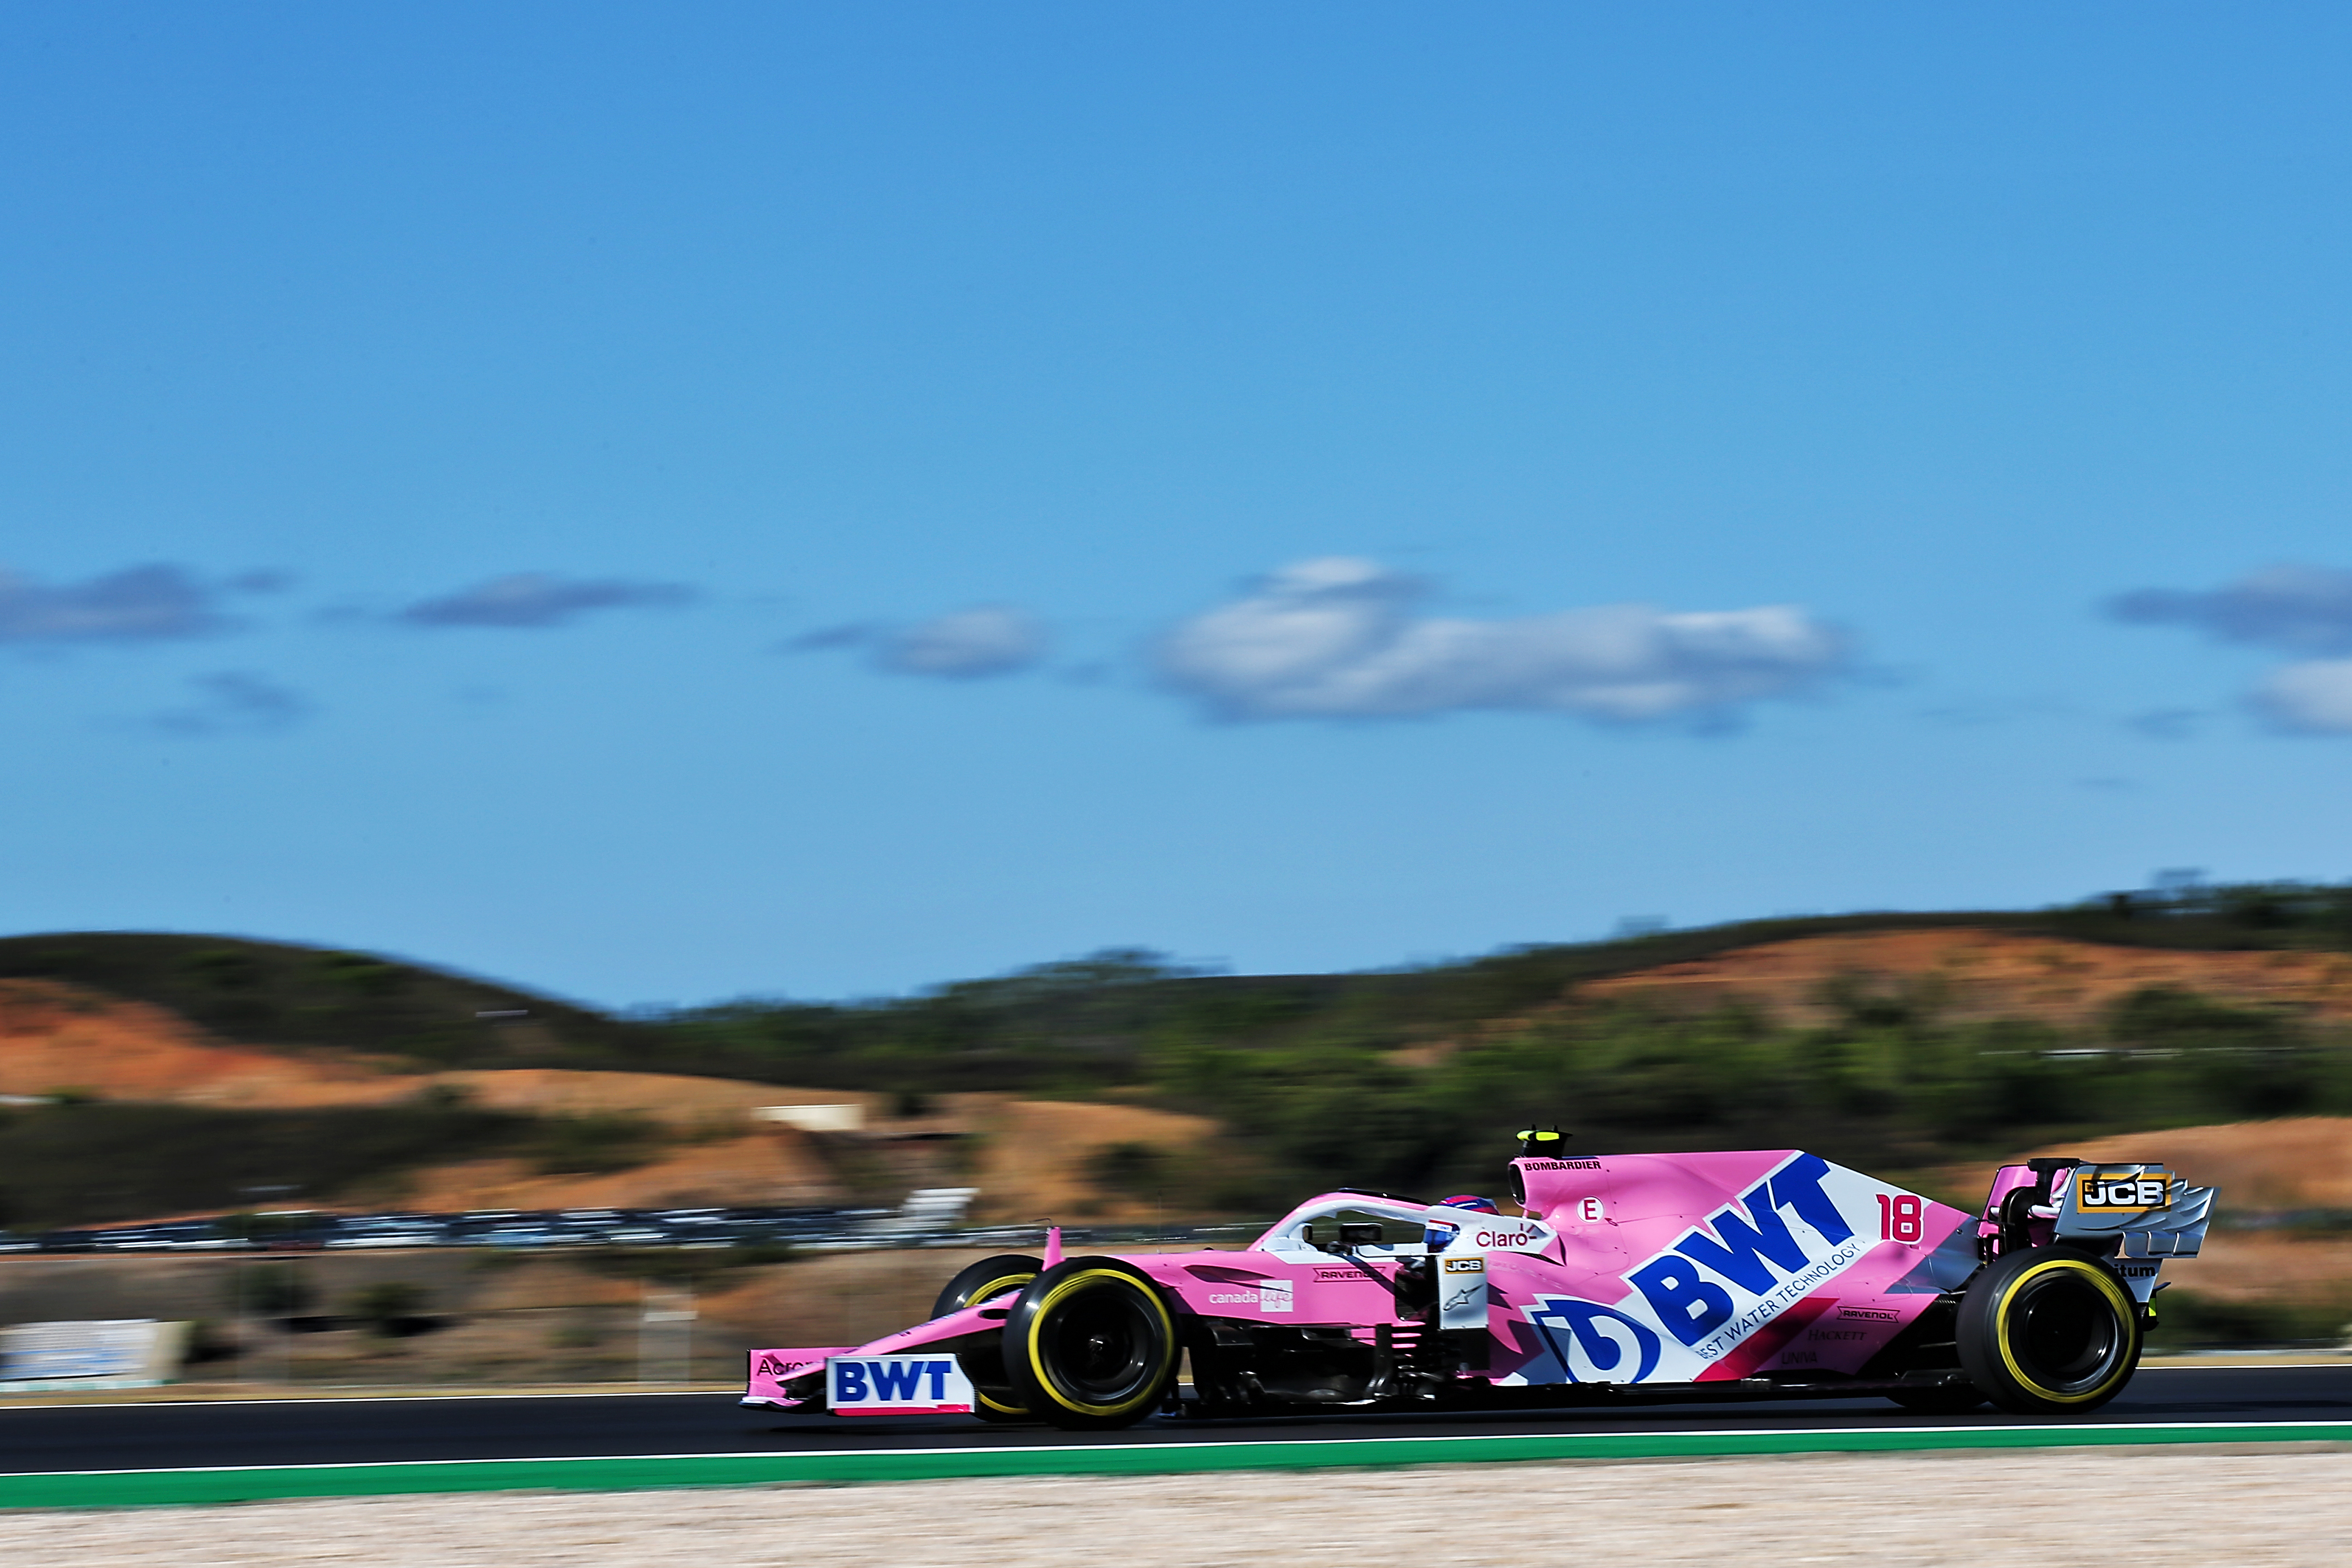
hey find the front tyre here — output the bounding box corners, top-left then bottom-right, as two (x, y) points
(1002, 1257), (1177, 1430)
(1957, 1246), (2141, 1415)
(932, 1254), (1044, 1424)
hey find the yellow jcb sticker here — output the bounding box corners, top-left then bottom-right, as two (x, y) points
(2074, 1171), (2174, 1211)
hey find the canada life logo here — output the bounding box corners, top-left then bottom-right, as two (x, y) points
(1203, 1279), (1293, 1313)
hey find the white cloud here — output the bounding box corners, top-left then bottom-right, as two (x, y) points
(2253, 659), (2352, 735)
(0, 564), (227, 644)
(2110, 565), (2352, 737)
(2109, 564), (2352, 654)
(150, 671), (310, 736)
(875, 605), (1046, 678)
(1155, 558), (1847, 725)
(401, 573), (694, 628)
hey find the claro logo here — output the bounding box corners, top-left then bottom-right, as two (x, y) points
(1475, 1226), (1544, 1249)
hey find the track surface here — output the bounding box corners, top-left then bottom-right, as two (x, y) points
(0, 1366), (2344, 1474)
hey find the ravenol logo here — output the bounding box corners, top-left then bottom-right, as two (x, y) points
(2076, 1171), (2173, 1211)
(827, 1356), (975, 1415)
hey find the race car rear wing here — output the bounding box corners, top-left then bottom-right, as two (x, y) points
(2052, 1163), (2216, 1259)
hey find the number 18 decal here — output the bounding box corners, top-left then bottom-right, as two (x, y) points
(1877, 1192), (1923, 1244)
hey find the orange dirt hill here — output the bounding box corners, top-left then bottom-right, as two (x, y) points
(1972, 1118), (2352, 1217)
(1577, 927), (2352, 1029)
(0, 978), (1220, 1219)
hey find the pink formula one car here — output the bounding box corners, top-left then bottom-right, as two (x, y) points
(744, 1135), (2215, 1428)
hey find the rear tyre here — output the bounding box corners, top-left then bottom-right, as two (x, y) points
(1884, 1382), (1988, 1415)
(932, 1254), (1043, 1423)
(1002, 1257), (1178, 1430)
(1957, 1246), (2141, 1415)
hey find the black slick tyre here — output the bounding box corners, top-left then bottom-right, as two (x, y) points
(1001, 1256), (1178, 1430)
(1956, 1246), (2141, 1415)
(933, 1254), (1044, 1423)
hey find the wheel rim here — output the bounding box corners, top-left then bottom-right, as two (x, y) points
(2003, 1264), (2128, 1396)
(1041, 1285), (1156, 1402)
(1024, 1268), (1173, 1416)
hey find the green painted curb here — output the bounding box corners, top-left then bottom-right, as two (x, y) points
(4, 1421), (2351, 1510)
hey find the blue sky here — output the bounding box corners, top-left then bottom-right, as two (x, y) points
(7, 5), (2352, 1007)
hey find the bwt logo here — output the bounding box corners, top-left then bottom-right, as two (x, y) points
(834, 1360), (957, 1402)
(1529, 1298), (1662, 1384)
(1625, 1152), (1857, 1348)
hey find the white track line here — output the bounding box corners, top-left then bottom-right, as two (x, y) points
(9, 1418), (2352, 1480)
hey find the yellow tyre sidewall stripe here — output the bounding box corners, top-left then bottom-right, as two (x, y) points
(1023, 1268), (1176, 1419)
(965, 1271), (1037, 1415)
(1994, 1257), (2136, 1405)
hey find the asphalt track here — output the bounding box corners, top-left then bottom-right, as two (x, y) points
(0, 1364), (2345, 1475)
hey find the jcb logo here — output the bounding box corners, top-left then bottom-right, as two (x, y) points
(1442, 1256), (1485, 1274)
(2076, 1172), (2172, 1210)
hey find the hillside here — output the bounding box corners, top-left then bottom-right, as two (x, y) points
(0, 976), (1224, 1225)
(0, 933), (652, 1066)
(9, 881), (2352, 1085)
(4, 882), (2352, 1222)
(1578, 928), (2352, 1029)
(1936, 1117), (2352, 1219)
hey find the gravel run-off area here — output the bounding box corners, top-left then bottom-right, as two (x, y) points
(8, 1446), (2352, 1567)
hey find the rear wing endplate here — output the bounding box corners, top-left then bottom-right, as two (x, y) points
(2052, 1164), (2216, 1258)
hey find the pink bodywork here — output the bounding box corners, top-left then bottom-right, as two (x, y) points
(1978, 1162), (2068, 1250)
(744, 1148), (1980, 1411)
(1485, 1149), (1973, 1382)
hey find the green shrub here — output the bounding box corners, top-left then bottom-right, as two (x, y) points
(348, 1281), (429, 1337)
(524, 1113), (666, 1175)
(2146, 1289), (2349, 1348)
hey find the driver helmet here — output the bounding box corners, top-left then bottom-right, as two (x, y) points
(1424, 1193), (1499, 1250)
